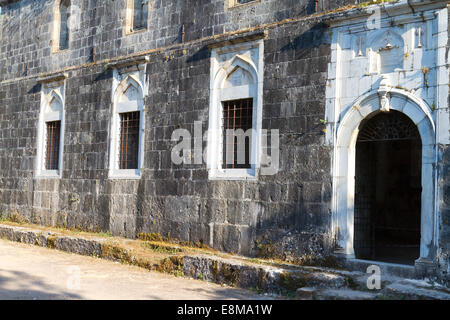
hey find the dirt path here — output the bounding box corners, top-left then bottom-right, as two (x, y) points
(0, 239), (272, 300)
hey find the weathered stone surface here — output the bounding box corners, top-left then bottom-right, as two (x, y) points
(0, 0), (448, 286)
(0, 0), (343, 264)
(296, 287), (317, 300)
(183, 254), (285, 292)
(0, 224), (55, 247)
(303, 272), (347, 289)
(1, 223), (450, 298)
(11, 229), (37, 245)
(385, 280), (450, 300)
(55, 236), (103, 257)
(182, 254), (350, 294)
(317, 289), (377, 300)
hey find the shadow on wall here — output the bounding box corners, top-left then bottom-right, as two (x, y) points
(306, 0), (317, 15)
(280, 23), (331, 53)
(0, 269), (82, 300)
(250, 184), (332, 263)
(186, 46), (210, 64)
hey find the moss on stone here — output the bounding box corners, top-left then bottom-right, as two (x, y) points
(156, 256), (184, 276)
(257, 269), (267, 290)
(137, 232), (164, 242)
(47, 235), (57, 249)
(141, 241), (183, 254)
(279, 271), (308, 294)
(220, 264), (240, 286)
(255, 239), (280, 260)
(211, 260), (219, 281)
(101, 243), (133, 264)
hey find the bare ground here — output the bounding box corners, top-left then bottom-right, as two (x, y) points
(0, 239), (274, 300)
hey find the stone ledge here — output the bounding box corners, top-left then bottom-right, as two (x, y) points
(37, 72), (68, 84)
(207, 30), (268, 49)
(107, 56), (150, 70)
(385, 279), (450, 300)
(0, 224), (105, 256)
(182, 254), (351, 294)
(0, 224), (352, 295)
(1, 223), (448, 299)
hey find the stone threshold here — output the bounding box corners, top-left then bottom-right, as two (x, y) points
(1, 223), (449, 299)
(343, 258), (417, 279)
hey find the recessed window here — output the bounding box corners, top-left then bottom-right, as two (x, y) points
(119, 112), (140, 170)
(59, 0), (70, 50)
(208, 40), (264, 180)
(45, 121), (62, 170)
(109, 70), (145, 179)
(36, 83), (66, 178)
(126, 0), (149, 33)
(133, 0), (148, 31)
(52, 0), (71, 52)
(222, 99), (253, 169)
(228, 0), (260, 8)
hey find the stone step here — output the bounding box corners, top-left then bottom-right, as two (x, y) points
(385, 279), (450, 300)
(343, 258), (417, 279)
(316, 288), (378, 300)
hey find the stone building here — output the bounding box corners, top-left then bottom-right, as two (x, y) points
(0, 0), (449, 283)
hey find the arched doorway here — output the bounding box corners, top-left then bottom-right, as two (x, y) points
(354, 110), (422, 265)
(332, 89), (437, 267)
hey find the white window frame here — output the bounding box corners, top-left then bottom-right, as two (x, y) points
(109, 70), (146, 179)
(36, 83), (65, 179)
(208, 40), (264, 180)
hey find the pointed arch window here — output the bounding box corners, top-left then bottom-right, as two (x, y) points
(208, 40), (264, 180)
(109, 73), (145, 179)
(36, 83), (66, 178)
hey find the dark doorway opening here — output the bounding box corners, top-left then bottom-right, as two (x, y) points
(354, 110), (422, 265)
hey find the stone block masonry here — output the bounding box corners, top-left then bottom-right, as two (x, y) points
(0, 0), (449, 284)
(2, 223), (449, 298)
(0, 0), (343, 262)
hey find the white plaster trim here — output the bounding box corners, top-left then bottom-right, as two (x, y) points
(35, 83), (66, 179)
(208, 39), (264, 180)
(326, 0), (447, 268)
(108, 67), (146, 180)
(332, 89), (437, 261)
(435, 8), (449, 145)
(325, 0), (447, 29)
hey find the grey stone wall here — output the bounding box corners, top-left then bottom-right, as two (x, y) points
(0, 0), (360, 80)
(0, 0), (449, 278)
(439, 145), (450, 284)
(0, 0), (345, 260)
(436, 7), (450, 284)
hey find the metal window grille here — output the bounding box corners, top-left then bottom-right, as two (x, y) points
(45, 121), (61, 170)
(222, 98), (253, 169)
(119, 111), (140, 170)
